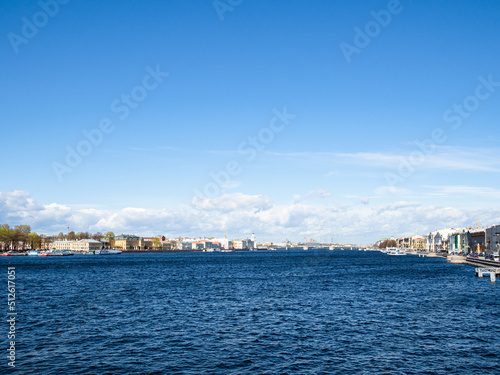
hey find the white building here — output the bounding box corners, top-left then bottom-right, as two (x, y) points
(212, 237), (231, 250)
(427, 228), (456, 252)
(233, 238), (256, 250)
(52, 239), (102, 252)
(52, 240), (74, 250)
(72, 239), (102, 253)
(180, 241), (193, 250)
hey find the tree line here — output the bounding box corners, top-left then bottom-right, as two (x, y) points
(0, 223), (115, 251)
(377, 239), (398, 249)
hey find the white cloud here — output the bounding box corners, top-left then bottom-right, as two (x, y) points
(425, 185), (500, 199)
(292, 190), (331, 203)
(267, 146), (500, 173)
(2, 191), (500, 243)
(375, 186), (412, 196)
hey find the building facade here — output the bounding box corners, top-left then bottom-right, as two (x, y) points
(52, 240), (74, 250)
(72, 239), (102, 252)
(485, 225), (500, 255)
(52, 239), (102, 252)
(113, 234), (145, 250)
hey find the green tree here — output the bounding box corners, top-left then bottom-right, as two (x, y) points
(43, 235), (56, 250)
(378, 239), (398, 249)
(15, 225), (31, 236)
(28, 232), (41, 249)
(92, 232), (103, 241)
(152, 237), (162, 249)
(104, 232), (115, 240)
(77, 231), (90, 240)
(12, 225), (30, 250)
(0, 226), (12, 251)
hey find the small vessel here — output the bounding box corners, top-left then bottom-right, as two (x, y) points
(98, 249), (122, 255)
(387, 248), (405, 256)
(50, 250), (74, 256)
(28, 250), (40, 256)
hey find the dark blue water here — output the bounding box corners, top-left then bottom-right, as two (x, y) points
(2, 250), (499, 374)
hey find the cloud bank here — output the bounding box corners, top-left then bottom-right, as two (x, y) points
(2, 190), (500, 244)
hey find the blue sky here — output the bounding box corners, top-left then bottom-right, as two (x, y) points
(1, 0), (500, 242)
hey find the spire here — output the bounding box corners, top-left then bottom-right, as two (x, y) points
(478, 218), (481, 228)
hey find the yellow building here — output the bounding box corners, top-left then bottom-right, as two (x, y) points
(411, 236), (426, 250)
(113, 235), (145, 250)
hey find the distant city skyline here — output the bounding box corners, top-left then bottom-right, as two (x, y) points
(2, 1), (500, 243)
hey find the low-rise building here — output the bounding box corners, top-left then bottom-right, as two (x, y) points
(427, 228), (456, 252)
(485, 224), (500, 255)
(52, 240), (74, 250)
(72, 239), (102, 253)
(411, 236), (426, 250)
(469, 228), (486, 254)
(113, 234), (145, 250)
(52, 239), (102, 252)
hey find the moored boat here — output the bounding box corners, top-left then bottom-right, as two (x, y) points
(50, 250), (74, 256)
(387, 247), (406, 256)
(98, 249), (122, 255)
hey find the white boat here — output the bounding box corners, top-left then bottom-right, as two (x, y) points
(98, 249), (122, 255)
(387, 247), (405, 256)
(50, 250), (74, 256)
(28, 250), (40, 256)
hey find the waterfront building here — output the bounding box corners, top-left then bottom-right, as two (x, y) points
(232, 239), (248, 250)
(113, 234), (145, 250)
(72, 239), (102, 253)
(485, 224), (500, 255)
(211, 237), (231, 250)
(180, 241), (193, 250)
(468, 228), (486, 254)
(231, 236), (256, 250)
(399, 237), (412, 249)
(161, 241), (177, 251)
(411, 236), (426, 250)
(192, 242), (205, 250)
(427, 228), (456, 252)
(396, 237), (404, 248)
(52, 239), (102, 252)
(448, 229), (468, 253)
(52, 240), (74, 250)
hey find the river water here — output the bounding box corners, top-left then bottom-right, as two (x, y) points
(2, 250), (499, 374)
